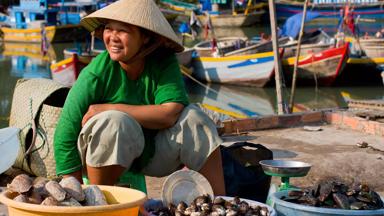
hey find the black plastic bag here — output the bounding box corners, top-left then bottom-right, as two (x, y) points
(221, 142), (273, 203)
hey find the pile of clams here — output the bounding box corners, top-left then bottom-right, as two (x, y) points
(150, 195), (270, 216)
(282, 181), (384, 210)
(5, 174), (108, 206)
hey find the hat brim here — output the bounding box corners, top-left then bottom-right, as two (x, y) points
(0, 127), (20, 174)
(81, 17), (184, 53)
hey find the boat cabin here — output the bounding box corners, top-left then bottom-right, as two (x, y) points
(9, 0), (97, 29)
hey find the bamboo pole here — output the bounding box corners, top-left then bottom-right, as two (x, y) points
(268, 0), (285, 115)
(288, 0), (309, 113)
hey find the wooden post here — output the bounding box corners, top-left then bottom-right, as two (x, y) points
(288, 0), (309, 113)
(268, 0), (285, 115)
(91, 31), (95, 52)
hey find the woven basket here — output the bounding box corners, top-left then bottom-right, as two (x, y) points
(9, 79), (69, 178)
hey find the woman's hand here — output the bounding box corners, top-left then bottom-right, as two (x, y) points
(82, 104), (111, 126)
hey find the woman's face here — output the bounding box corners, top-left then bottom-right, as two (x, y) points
(103, 20), (148, 63)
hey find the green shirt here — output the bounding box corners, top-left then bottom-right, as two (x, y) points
(54, 51), (189, 176)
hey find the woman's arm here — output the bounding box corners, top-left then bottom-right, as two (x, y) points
(81, 102), (184, 129)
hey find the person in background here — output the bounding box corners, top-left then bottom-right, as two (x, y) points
(375, 28), (384, 38)
(53, 0), (225, 195)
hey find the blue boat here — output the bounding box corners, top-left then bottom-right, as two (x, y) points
(1, 0), (98, 43)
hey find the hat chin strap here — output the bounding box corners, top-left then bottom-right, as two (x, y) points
(124, 38), (164, 64)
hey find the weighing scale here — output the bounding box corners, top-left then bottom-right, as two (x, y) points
(259, 160), (312, 206)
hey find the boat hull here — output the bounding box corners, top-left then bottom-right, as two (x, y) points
(197, 11), (265, 27)
(50, 55), (86, 86)
(359, 38), (384, 58)
(283, 43), (349, 86)
(192, 52), (276, 87)
(1, 25), (87, 43)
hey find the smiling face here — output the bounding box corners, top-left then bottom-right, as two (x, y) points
(103, 20), (149, 64)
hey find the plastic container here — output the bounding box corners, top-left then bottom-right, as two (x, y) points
(0, 185), (147, 216)
(0, 127), (20, 174)
(272, 191), (384, 216)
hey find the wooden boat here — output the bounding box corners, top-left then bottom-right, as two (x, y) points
(63, 46), (195, 67)
(160, 7), (184, 24)
(340, 56), (384, 85)
(363, 45), (384, 58)
(159, 0), (199, 12)
(50, 54), (86, 87)
(282, 42), (350, 86)
(358, 38), (384, 58)
(1, 0), (92, 43)
(281, 30), (334, 58)
(63, 48), (104, 64)
(194, 37), (248, 57)
(1, 24), (86, 43)
(176, 47), (195, 67)
(197, 10), (265, 27)
(192, 38), (280, 87)
(53, 45), (196, 86)
(275, 0), (384, 21)
(359, 38), (384, 47)
(197, 0), (265, 27)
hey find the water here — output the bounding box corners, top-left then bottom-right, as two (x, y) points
(0, 25), (383, 128)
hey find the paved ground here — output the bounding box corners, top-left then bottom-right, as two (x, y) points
(1, 124), (383, 214)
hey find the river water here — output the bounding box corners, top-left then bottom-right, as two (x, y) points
(0, 24), (383, 128)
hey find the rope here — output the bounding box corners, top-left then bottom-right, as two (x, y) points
(179, 65), (220, 95)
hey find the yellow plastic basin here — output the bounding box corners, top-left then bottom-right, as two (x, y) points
(0, 185), (147, 216)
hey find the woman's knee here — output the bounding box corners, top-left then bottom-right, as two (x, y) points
(78, 110), (145, 167)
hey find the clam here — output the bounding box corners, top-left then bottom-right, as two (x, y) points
(13, 194), (28, 203)
(59, 176), (85, 201)
(45, 180), (66, 201)
(60, 197), (82, 206)
(41, 196), (59, 206)
(83, 185), (108, 206)
(7, 174), (32, 194)
(176, 201), (187, 212)
(32, 176), (49, 197)
(28, 190), (43, 204)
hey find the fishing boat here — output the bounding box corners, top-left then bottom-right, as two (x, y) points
(50, 54), (87, 86)
(1, 0), (94, 43)
(275, 0), (384, 21)
(159, 0), (199, 13)
(197, 0), (265, 27)
(63, 46), (195, 67)
(358, 38), (384, 58)
(63, 47), (104, 64)
(159, 7), (185, 24)
(192, 37), (280, 87)
(282, 42), (350, 86)
(53, 45), (197, 86)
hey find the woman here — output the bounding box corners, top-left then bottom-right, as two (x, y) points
(53, 0), (225, 195)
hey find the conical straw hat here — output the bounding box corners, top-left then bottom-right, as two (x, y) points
(81, 0), (184, 53)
